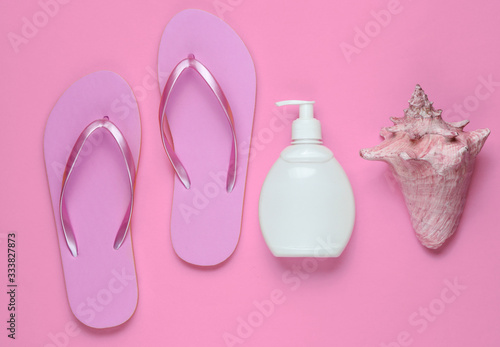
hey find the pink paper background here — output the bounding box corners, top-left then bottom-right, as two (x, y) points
(1, 0), (499, 346)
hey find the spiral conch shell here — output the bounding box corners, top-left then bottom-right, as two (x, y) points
(360, 85), (490, 249)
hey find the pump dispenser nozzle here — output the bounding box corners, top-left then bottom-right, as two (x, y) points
(275, 100), (322, 142)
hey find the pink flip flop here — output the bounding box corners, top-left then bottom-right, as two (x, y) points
(158, 9), (256, 266)
(44, 71), (140, 328)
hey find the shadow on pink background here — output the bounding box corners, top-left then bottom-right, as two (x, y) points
(0, 0), (499, 346)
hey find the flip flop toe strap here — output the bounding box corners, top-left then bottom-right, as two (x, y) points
(59, 118), (136, 257)
(159, 55), (237, 193)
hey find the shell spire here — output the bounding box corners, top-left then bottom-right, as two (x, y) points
(386, 85), (461, 140)
(405, 84), (442, 118)
(360, 84), (490, 249)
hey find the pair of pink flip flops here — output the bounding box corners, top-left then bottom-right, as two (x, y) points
(44, 9), (256, 328)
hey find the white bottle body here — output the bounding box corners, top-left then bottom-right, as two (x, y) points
(259, 143), (355, 257)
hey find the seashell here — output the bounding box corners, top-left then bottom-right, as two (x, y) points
(360, 85), (490, 249)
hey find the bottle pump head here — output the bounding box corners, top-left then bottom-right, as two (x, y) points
(275, 100), (322, 142)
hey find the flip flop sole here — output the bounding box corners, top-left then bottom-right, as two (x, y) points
(44, 71), (140, 328)
(158, 9), (256, 266)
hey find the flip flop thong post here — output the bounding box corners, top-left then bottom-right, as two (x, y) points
(44, 71), (140, 328)
(158, 9), (256, 266)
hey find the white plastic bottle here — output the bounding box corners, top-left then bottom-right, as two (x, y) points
(259, 100), (355, 257)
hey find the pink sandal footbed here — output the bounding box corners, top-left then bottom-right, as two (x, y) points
(44, 71), (140, 328)
(158, 9), (256, 266)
